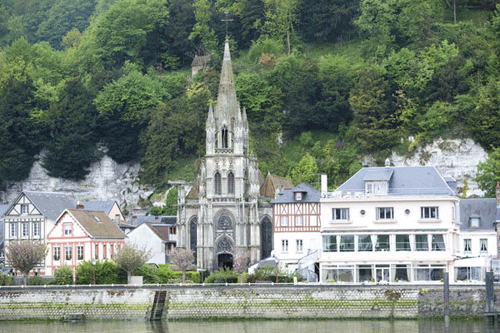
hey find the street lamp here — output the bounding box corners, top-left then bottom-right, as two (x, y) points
(93, 259), (96, 285)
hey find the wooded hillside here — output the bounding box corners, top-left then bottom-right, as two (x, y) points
(1, 0), (500, 192)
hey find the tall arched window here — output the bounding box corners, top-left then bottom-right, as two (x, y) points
(227, 172), (235, 194)
(190, 217), (197, 262)
(261, 217), (273, 260)
(221, 126), (228, 148)
(214, 172), (222, 195)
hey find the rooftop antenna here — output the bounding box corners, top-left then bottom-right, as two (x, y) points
(221, 11), (233, 38)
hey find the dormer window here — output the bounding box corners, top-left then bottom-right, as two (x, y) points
(295, 192), (302, 200)
(469, 215), (480, 228)
(365, 181), (388, 195)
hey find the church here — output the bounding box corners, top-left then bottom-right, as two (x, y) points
(176, 41), (292, 270)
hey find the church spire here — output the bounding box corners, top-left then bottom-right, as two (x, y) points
(214, 40), (238, 127)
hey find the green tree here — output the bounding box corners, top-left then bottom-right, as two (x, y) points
(474, 147), (500, 197)
(76, 260), (126, 285)
(5, 240), (48, 285)
(263, 0), (299, 55)
(113, 244), (152, 284)
(189, 0), (217, 54)
(288, 153), (319, 186)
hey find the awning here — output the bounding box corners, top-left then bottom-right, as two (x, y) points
(454, 257), (489, 267)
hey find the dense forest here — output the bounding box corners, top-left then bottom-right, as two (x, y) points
(1, 0), (500, 194)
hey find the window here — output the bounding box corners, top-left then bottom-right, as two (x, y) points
(280, 216), (288, 227)
(358, 235), (373, 251)
(282, 239), (288, 252)
(221, 126), (228, 148)
(295, 216), (303, 227)
(103, 245), (107, 259)
(421, 207), (439, 219)
(64, 223), (72, 235)
(54, 247), (60, 261)
(21, 204), (29, 214)
(339, 235), (355, 252)
(10, 223), (18, 237)
(95, 244), (99, 259)
(323, 235), (337, 252)
(227, 172), (235, 194)
(375, 235), (390, 251)
(65, 246), (72, 260)
(480, 239), (488, 254)
(77, 246), (84, 260)
(33, 222), (40, 237)
(22, 223), (29, 237)
(214, 172), (222, 195)
(366, 181), (387, 195)
(332, 208), (349, 221)
(415, 234), (429, 251)
(431, 234), (446, 251)
(464, 239), (471, 254)
(295, 192), (302, 200)
(469, 216), (480, 228)
(377, 207), (394, 220)
(296, 239), (303, 252)
(396, 235), (411, 251)
(415, 265), (445, 281)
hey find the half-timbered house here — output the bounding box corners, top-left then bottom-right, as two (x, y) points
(271, 183), (321, 276)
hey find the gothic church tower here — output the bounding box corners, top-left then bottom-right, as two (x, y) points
(177, 41), (272, 270)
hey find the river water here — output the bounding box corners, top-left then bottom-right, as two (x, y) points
(0, 319), (494, 333)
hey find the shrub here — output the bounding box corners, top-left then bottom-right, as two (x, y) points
(28, 275), (47, 285)
(133, 264), (159, 284)
(156, 265), (175, 283)
(204, 269), (238, 284)
(0, 272), (12, 286)
(76, 260), (126, 285)
(247, 267), (294, 283)
(156, 265), (200, 283)
(54, 265), (74, 285)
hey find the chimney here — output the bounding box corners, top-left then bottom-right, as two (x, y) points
(321, 174), (328, 195)
(496, 183), (500, 205)
(76, 201), (84, 209)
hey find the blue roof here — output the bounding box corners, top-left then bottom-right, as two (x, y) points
(459, 198), (497, 230)
(81, 201), (117, 215)
(271, 183), (320, 204)
(22, 191), (76, 221)
(336, 166), (455, 196)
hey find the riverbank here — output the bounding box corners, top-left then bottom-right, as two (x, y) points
(0, 284), (497, 321)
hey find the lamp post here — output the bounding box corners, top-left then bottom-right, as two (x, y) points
(93, 259), (96, 285)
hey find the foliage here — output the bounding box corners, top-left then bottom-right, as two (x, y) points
(247, 266), (293, 283)
(113, 243), (152, 283)
(75, 260), (126, 285)
(233, 248), (251, 274)
(0, 271), (12, 286)
(150, 187), (178, 215)
(474, 147), (500, 197)
(288, 153), (319, 187)
(132, 264), (159, 284)
(28, 274), (47, 285)
(168, 248), (195, 282)
(204, 268), (239, 283)
(53, 264), (74, 285)
(156, 264), (200, 283)
(5, 240), (48, 285)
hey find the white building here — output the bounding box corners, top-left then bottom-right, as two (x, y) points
(125, 221), (177, 265)
(455, 198), (498, 281)
(319, 164), (460, 283)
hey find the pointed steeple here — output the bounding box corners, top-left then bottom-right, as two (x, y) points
(214, 40), (238, 128)
(207, 104), (214, 125)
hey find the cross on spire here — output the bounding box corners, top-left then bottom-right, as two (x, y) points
(221, 11), (233, 37)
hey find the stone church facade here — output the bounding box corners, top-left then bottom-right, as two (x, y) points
(176, 41), (290, 270)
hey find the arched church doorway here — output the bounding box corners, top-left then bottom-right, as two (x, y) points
(218, 253), (233, 269)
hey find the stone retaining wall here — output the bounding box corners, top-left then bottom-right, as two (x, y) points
(0, 284), (496, 321)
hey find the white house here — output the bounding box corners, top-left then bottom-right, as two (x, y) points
(455, 198), (498, 281)
(125, 219), (177, 265)
(271, 183), (321, 280)
(319, 164), (460, 283)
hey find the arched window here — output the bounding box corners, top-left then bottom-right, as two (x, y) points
(221, 126), (228, 148)
(190, 217), (197, 262)
(214, 172), (222, 195)
(261, 217), (273, 260)
(227, 172), (235, 194)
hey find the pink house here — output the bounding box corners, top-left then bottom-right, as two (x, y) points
(46, 209), (126, 276)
